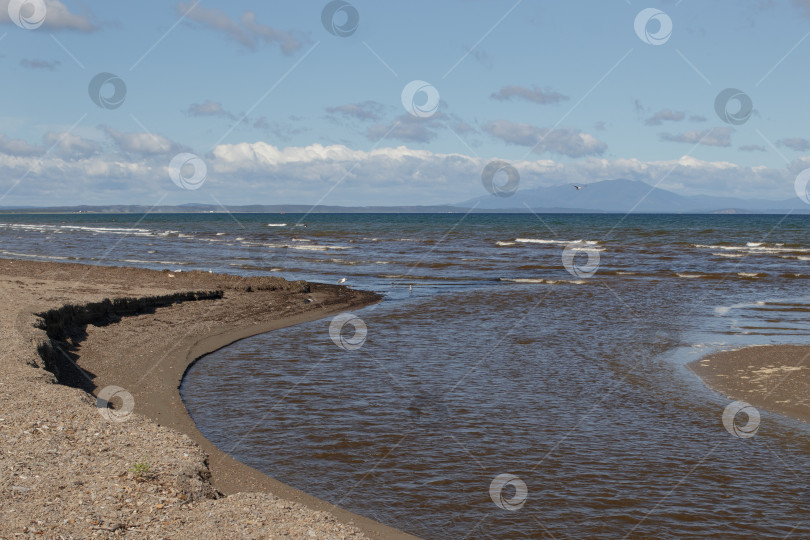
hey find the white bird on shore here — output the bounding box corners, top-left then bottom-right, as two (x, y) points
(337, 278), (347, 284)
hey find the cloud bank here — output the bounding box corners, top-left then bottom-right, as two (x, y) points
(0, 129), (801, 206)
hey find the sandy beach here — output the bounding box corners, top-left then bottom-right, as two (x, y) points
(689, 345), (810, 424)
(0, 259), (415, 539)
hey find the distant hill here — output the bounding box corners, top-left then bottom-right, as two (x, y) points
(2, 179), (807, 214)
(0, 204), (469, 214)
(457, 178), (808, 213)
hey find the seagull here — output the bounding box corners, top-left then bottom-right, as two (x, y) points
(337, 278), (347, 284)
(572, 184), (586, 190)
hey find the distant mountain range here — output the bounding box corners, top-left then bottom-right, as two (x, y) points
(0, 204), (465, 214)
(1, 179), (807, 214)
(458, 178), (808, 213)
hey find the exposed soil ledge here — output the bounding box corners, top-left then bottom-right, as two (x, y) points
(36, 292), (224, 394)
(0, 259), (415, 539)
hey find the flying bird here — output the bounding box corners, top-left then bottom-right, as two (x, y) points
(572, 184), (586, 190)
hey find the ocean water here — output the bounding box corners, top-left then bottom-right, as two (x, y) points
(5, 212), (810, 538)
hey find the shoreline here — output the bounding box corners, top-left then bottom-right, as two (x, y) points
(688, 344), (810, 424)
(1, 258), (416, 538)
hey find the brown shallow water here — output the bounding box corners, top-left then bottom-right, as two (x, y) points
(183, 278), (810, 538)
(6, 212), (810, 537)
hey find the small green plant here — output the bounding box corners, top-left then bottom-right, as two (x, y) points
(130, 459), (151, 478)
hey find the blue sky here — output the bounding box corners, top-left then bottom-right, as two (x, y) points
(1, 0), (810, 206)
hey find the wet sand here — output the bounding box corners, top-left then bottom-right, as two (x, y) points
(0, 259), (416, 538)
(689, 345), (810, 424)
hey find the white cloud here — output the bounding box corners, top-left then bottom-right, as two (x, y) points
(240, 11), (302, 55)
(0, 0), (96, 32)
(20, 59), (61, 70)
(186, 100), (237, 121)
(209, 142), (797, 202)
(0, 134), (41, 156)
(660, 127), (733, 147)
(778, 137), (810, 152)
(364, 110), (471, 144)
(366, 117), (439, 144)
(177, 2), (304, 54)
(490, 85), (569, 105)
(326, 101), (386, 122)
(645, 109), (685, 126)
(100, 126), (178, 156)
(484, 120), (607, 158)
(44, 131), (99, 157)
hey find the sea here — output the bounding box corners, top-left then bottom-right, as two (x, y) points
(5, 212), (810, 538)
